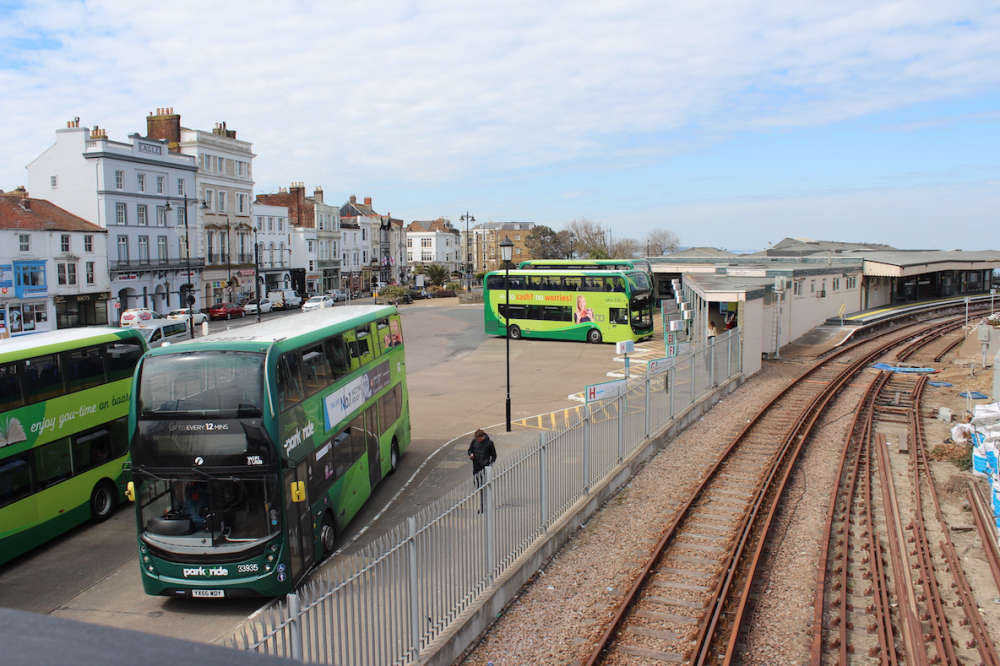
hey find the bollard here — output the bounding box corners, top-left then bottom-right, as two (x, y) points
(201, 320), (209, 336)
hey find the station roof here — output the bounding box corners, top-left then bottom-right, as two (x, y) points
(828, 250), (1000, 277)
(681, 273), (773, 302)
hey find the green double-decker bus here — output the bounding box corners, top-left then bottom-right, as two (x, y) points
(128, 305), (410, 597)
(483, 268), (654, 343)
(0, 327), (147, 567)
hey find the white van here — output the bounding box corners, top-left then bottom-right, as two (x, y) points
(267, 289), (302, 310)
(135, 320), (190, 348)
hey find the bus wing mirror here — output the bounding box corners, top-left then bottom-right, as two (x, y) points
(290, 481), (306, 502)
(125, 481), (135, 503)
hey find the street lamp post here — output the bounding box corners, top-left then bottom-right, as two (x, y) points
(500, 236), (514, 432)
(460, 211), (475, 291)
(165, 194), (207, 338)
(225, 216), (233, 302)
(253, 227), (262, 324)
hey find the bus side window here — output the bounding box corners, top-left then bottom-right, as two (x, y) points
(33, 438), (72, 489)
(0, 362), (24, 412)
(325, 335), (349, 379)
(563, 277), (580, 291)
(0, 456), (31, 508)
(277, 353), (305, 411)
(349, 413), (366, 461)
(609, 307), (628, 324)
(62, 345), (106, 393)
(301, 345), (332, 395)
(376, 319), (391, 355)
(354, 327), (372, 364)
(486, 275), (504, 290)
(72, 427), (113, 473)
(343, 331), (360, 371)
(23, 354), (64, 404)
(105, 341), (143, 382)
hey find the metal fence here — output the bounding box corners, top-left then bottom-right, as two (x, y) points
(229, 328), (742, 663)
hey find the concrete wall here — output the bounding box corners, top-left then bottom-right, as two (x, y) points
(742, 297), (763, 376)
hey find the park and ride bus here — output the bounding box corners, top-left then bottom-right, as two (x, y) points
(483, 268), (654, 343)
(0, 327), (147, 567)
(128, 305), (410, 597)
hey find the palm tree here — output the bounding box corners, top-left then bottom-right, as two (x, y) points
(425, 264), (449, 286)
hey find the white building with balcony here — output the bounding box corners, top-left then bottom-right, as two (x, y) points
(252, 203), (292, 294)
(26, 116), (200, 315)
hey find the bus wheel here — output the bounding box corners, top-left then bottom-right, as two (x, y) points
(90, 480), (117, 522)
(508, 324), (521, 339)
(320, 513), (337, 556)
(587, 328), (603, 344)
(389, 440), (400, 474)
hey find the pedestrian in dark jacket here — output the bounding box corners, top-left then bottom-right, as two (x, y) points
(468, 429), (497, 511)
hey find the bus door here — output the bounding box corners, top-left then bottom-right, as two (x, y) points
(282, 459), (315, 581)
(365, 409), (380, 488)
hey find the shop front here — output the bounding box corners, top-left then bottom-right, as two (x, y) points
(0, 300), (52, 338)
(55, 292), (110, 329)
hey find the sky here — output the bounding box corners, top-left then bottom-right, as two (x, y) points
(1, 0), (999, 252)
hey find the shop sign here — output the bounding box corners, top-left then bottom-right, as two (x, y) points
(0, 264), (11, 289)
(238, 269), (256, 277)
(117, 273), (139, 281)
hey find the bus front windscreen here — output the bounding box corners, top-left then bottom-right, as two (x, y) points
(138, 351), (265, 418)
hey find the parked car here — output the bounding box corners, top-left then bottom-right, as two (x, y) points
(244, 298), (273, 314)
(135, 320), (190, 348)
(208, 302), (246, 320)
(302, 295), (334, 311)
(120, 308), (163, 327)
(329, 289), (348, 302)
(167, 307), (207, 325)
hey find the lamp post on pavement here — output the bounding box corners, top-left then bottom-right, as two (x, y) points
(165, 194), (208, 338)
(500, 236), (514, 432)
(253, 227), (262, 324)
(460, 211), (475, 291)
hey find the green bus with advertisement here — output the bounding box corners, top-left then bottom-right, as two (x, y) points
(483, 268), (654, 343)
(128, 305), (410, 597)
(0, 327), (147, 566)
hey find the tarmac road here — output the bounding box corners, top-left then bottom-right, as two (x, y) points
(0, 297), (629, 645)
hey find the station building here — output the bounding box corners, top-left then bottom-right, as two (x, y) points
(652, 239), (1000, 376)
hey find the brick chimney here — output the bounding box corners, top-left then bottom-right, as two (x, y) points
(350, 195), (357, 204)
(364, 196), (372, 207)
(146, 107), (181, 150)
(313, 186), (323, 203)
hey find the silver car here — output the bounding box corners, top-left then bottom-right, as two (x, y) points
(244, 298), (273, 314)
(302, 295), (334, 311)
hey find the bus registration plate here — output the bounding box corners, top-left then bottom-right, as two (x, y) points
(192, 589), (225, 598)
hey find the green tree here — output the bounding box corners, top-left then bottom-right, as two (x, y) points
(525, 225), (576, 259)
(425, 264), (449, 286)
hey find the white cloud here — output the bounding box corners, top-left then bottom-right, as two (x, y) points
(1, 0), (998, 199)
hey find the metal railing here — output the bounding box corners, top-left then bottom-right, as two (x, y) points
(229, 328), (742, 663)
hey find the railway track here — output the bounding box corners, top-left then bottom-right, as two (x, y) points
(813, 324), (1000, 664)
(581, 317), (950, 665)
(579, 310), (1000, 665)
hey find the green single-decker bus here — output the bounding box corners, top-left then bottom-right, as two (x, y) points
(128, 305), (410, 597)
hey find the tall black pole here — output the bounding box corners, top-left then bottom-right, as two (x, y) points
(505, 259), (511, 432)
(254, 229), (261, 324)
(226, 216), (232, 301)
(184, 194), (194, 338)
